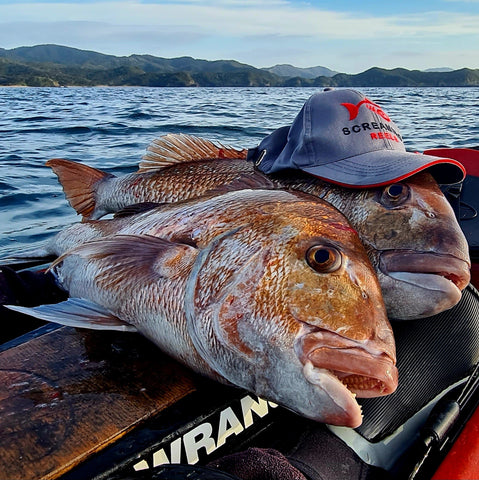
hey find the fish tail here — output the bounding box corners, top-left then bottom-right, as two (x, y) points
(46, 159), (114, 220)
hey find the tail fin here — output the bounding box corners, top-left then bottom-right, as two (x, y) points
(46, 159), (114, 220)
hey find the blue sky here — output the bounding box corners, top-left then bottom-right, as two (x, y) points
(0, 0), (478, 73)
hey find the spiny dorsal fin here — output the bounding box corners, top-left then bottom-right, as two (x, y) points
(139, 133), (248, 173)
(46, 158), (114, 220)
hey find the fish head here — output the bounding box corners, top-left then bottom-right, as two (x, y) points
(351, 172), (470, 319)
(185, 191), (397, 427)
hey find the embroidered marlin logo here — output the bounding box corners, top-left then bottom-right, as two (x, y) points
(341, 98), (391, 122)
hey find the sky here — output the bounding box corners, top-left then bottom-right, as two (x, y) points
(0, 0), (478, 73)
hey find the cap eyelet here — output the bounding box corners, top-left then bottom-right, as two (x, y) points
(255, 149), (267, 167)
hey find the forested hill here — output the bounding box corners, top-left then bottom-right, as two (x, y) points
(1, 44), (478, 87)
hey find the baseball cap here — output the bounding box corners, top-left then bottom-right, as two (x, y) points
(247, 89), (465, 187)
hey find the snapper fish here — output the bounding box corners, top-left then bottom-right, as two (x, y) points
(46, 134), (471, 320)
(8, 189), (398, 428)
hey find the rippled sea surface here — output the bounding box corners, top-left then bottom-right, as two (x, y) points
(1, 86), (478, 258)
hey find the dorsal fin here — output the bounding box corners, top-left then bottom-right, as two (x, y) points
(139, 133), (248, 173)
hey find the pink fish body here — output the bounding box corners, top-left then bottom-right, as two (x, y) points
(9, 189), (398, 428)
(45, 134), (470, 319)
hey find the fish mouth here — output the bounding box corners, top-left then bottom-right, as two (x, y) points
(380, 251), (471, 293)
(296, 329), (398, 428)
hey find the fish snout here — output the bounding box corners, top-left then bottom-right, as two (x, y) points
(307, 347), (398, 398)
(380, 251), (470, 291)
(379, 251), (471, 319)
(296, 329), (398, 400)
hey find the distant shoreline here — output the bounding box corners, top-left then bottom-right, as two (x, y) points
(1, 44), (479, 87)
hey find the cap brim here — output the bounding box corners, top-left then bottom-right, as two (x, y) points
(301, 150), (466, 188)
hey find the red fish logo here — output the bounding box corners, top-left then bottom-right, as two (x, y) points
(341, 98), (391, 122)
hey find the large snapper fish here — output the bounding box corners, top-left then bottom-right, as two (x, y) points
(8, 189), (398, 428)
(46, 134), (470, 320)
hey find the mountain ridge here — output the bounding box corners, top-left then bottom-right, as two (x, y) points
(261, 64), (339, 78)
(0, 44), (477, 87)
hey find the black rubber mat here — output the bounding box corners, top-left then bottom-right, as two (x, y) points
(357, 284), (479, 441)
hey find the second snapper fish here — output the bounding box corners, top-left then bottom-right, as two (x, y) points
(8, 189), (398, 427)
(46, 134), (471, 320)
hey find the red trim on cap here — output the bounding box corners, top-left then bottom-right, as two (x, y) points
(307, 159), (466, 189)
(424, 148), (479, 177)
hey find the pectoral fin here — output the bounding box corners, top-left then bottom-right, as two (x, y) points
(52, 235), (199, 289)
(113, 202), (164, 218)
(6, 298), (137, 332)
(208, 172), (276, 195)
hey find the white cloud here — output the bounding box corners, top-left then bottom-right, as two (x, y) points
(1, 2), (478, 38)
(0, 1), (478, 71)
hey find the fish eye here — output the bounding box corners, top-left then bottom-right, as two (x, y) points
(379, 183), (410, 208)
(306, 245), (342, 273)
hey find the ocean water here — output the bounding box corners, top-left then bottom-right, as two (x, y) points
(1, 86), (478, 259)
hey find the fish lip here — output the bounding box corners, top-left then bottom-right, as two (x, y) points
(379, 251), (471, 292)
(296, 328), (398, 403)
(302, 360), (364, 428)
(306, 346), (398, 398)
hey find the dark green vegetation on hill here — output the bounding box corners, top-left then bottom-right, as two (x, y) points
(1, 44), (478, 87)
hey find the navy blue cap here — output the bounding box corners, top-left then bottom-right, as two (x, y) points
(247, 89), (465, 187)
